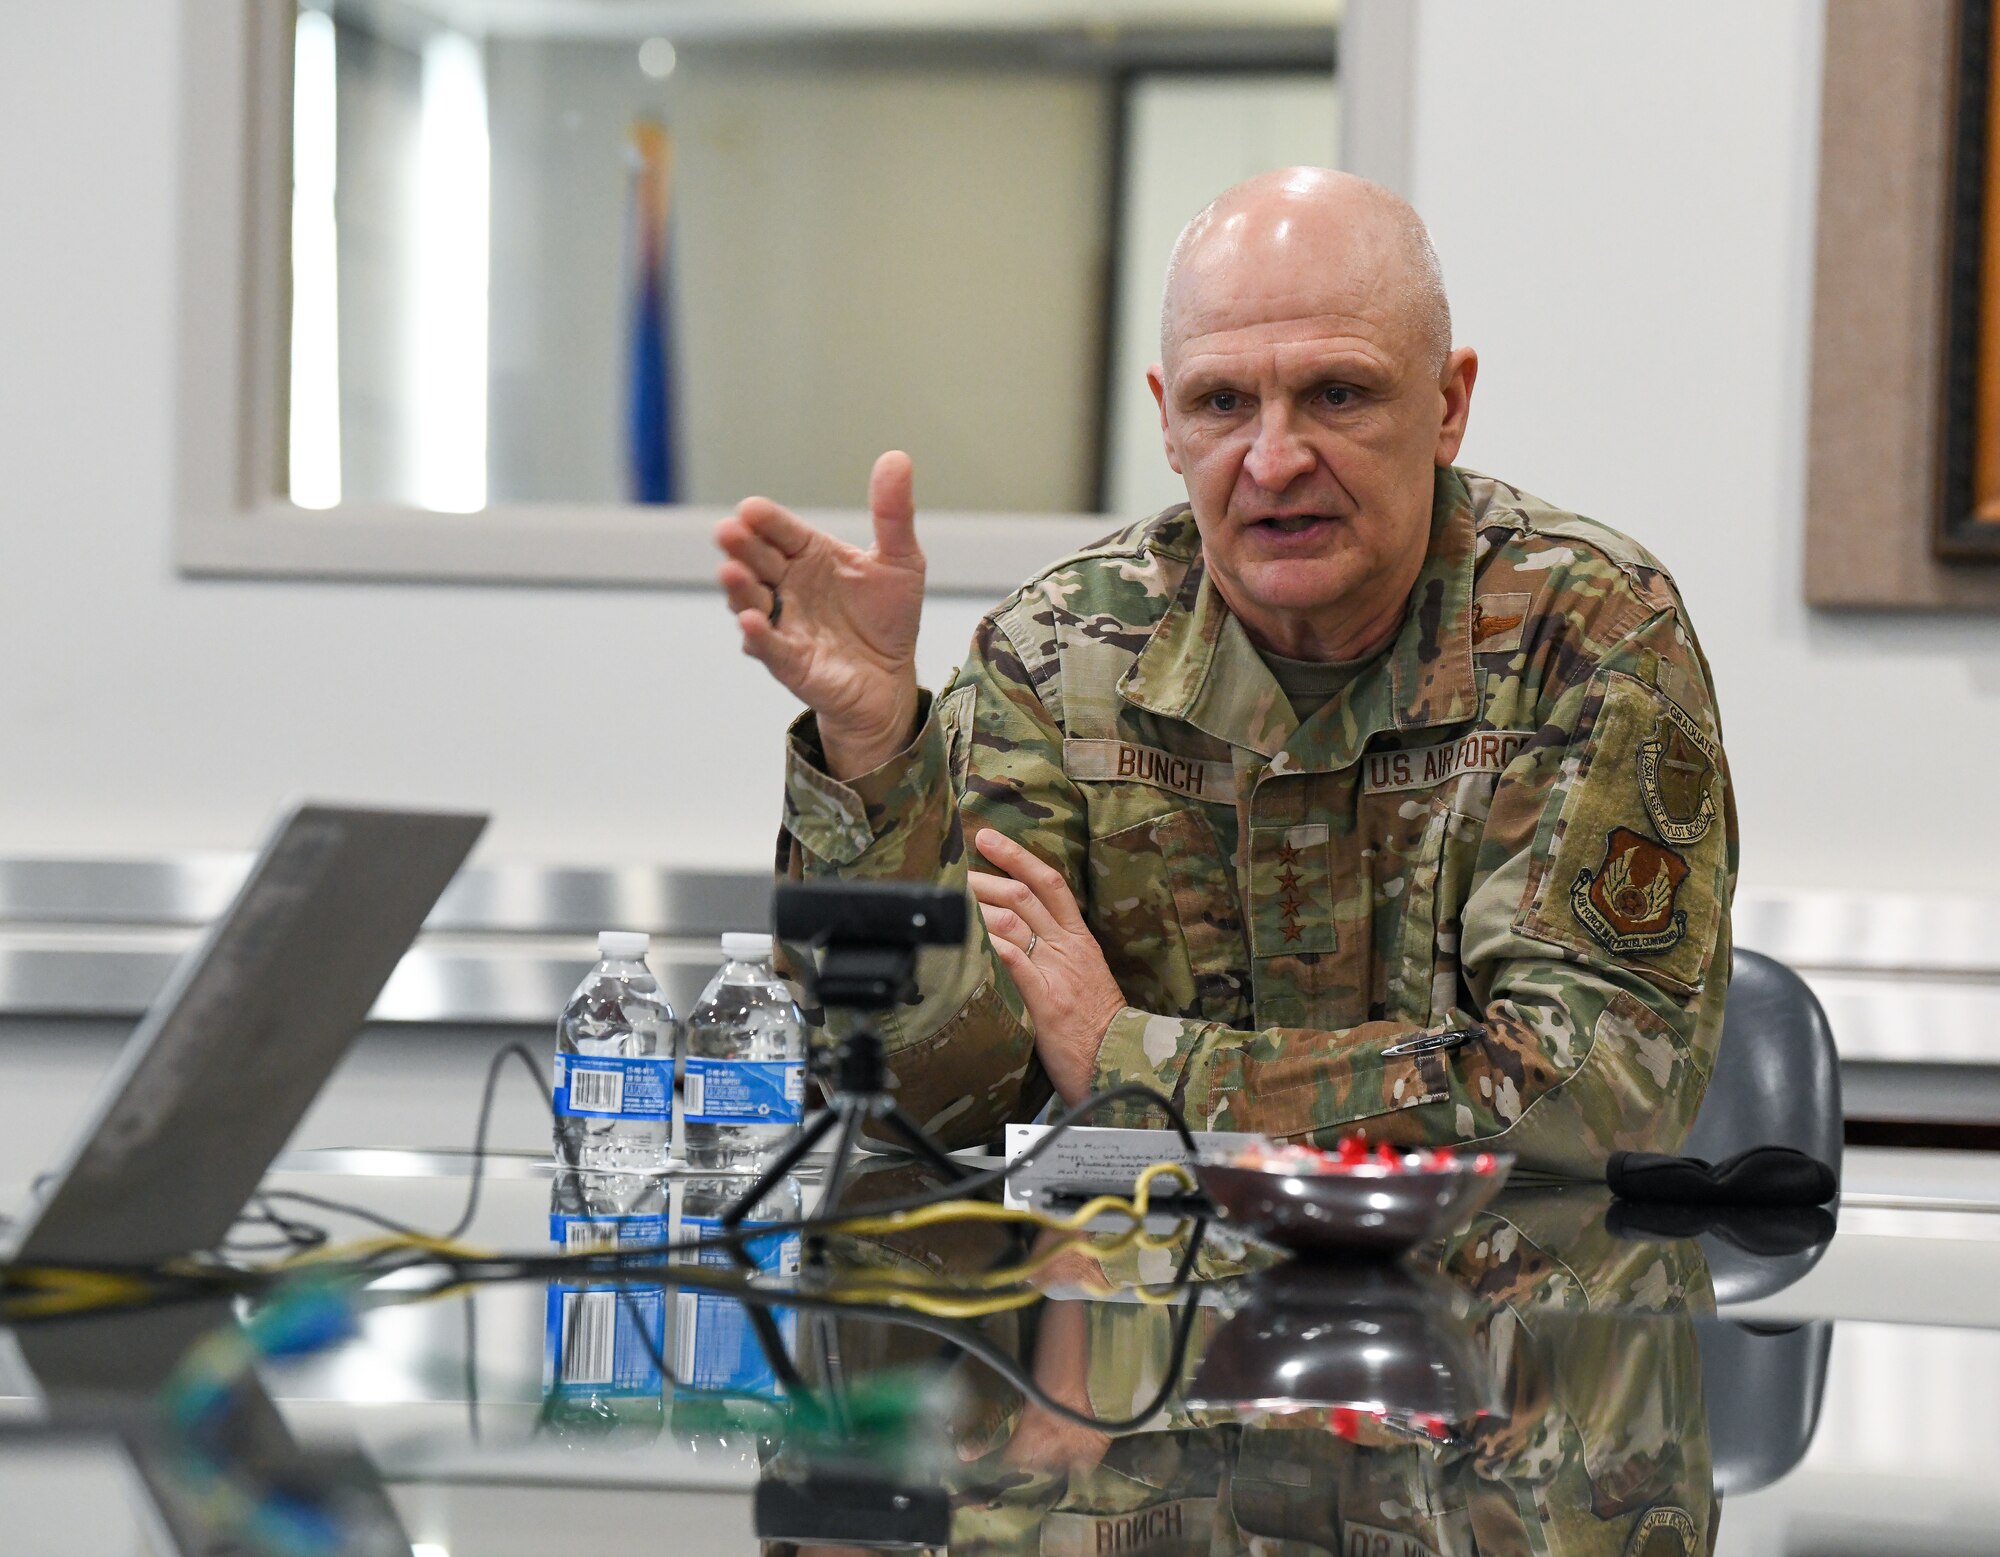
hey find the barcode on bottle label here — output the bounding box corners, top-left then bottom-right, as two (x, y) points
(569, 1068), (624, 1113)
(564, 1220), (618, 1253)
(559, 1291), (616, 1385)
(674, 1291), (699, 1382)
(554, 1054), (670, 1120)
(550, 1214), (668, 1252)
(684, 1072), (705, 1117)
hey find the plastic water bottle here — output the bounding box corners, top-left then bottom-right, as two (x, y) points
(681, 933), (806, 1172)
(549, 1167), (667, 1254)
(554, 931), (677, 1174)
(671, 1174), (803, 1400)
(542, 1168), (666, 1444)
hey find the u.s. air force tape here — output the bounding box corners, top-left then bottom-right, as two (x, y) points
(1361, 730), (1533, 794)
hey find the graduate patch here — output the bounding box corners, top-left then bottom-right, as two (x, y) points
(1636, 697), (1718, 844)
(1570, 827), (1690, 956)
(1623, 1505), (1698, 1557)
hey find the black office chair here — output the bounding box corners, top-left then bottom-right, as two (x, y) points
(1683, 947), (1842, 1497)
(1684, 946), (1842, 1179)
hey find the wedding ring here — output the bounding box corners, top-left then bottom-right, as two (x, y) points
(1025, 932), (1040, 958)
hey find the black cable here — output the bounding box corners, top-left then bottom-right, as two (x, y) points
(245, 1079), (1193, 1284)
(246, 1038), (552, 1252)
(462, 1290), (481, 1444)
(465, 1080), (1204, 1279)
(443, 1040), (550, 1243)
(13, 1063), (1200, 1369)
(795, 1081), (1199, 1223)
(467, 1216), (1216, 1435)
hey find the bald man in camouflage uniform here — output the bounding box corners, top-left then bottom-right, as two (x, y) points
(716, 168), (1734, 1175)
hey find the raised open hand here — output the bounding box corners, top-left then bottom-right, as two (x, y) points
(717, 451), (927, 779)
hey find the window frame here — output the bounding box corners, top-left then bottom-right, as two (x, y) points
(174, 1), (1389, 594)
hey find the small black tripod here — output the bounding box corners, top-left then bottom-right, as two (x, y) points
(719, 1021), (972, 1229)
(719, 882), (976, 1232)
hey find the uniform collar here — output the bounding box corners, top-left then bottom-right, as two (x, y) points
(1118, 467), (1481, 766)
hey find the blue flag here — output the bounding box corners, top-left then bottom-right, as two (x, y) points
(625, 119), (678, 504)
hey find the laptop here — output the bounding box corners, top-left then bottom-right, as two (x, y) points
(4, 801), (486, 1267)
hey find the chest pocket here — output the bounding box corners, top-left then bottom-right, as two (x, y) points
(1361, 731), (1534, 1025)
(1081, 805), (1248, 1027)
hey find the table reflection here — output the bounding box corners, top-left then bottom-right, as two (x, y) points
(1, 1159), (1845, 1556)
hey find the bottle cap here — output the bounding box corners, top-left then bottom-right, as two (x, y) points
(721, 931), (773, 961)
(598, 930), (651, 961)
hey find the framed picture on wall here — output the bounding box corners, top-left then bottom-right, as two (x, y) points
(1943, 0), (2000, 559)
(1805, 0), (2000, 606)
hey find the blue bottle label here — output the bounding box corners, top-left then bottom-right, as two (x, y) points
(549, 1213), (668, 1253)
(552, 1053), (672, 1120)
(675, 1290), (795, 1397)
(680, 1213), (801, 1276)
(543, 1284), (666, 1395)
(666, 1215), (800, 1399)
(682, 1058), (805, 1125)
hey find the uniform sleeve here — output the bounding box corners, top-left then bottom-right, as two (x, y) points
(779, 603), (1081, 1146)
(1089, 608), (1737, 1179)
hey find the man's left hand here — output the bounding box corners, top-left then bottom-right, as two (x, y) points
(969, 829), (1125, 1107)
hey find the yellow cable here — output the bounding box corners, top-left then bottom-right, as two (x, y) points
(828, 1160), (1196, 1242)
(281, 1232), (493, 1268)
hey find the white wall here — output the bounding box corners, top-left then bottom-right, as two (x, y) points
(1409, 0), (2000, 895)
(0, 1), (984, 870)
(4, 0), (1996, 893)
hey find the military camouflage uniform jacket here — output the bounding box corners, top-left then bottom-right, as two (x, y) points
(781, 467), (1737, 1175)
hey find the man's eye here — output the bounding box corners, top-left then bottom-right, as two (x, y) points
(1206, 391), (1241, 413)
(1319, 385), (1354, 408)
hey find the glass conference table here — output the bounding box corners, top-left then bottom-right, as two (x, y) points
(4, 1144), (2000, 1557)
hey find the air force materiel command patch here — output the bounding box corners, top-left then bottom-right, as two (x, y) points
(1571, 826), (1691, 956)
(1637, 697), (1718, 844)
(1623, 1505), (1698, 1556)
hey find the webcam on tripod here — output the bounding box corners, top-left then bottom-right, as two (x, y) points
(773, 881), (965, 1010)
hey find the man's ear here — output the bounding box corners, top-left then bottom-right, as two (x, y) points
(1147, 364), (1183, 475)
(1434, 347), (1479, 467)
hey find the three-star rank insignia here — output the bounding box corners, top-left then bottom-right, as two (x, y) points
(1571, 826), (1691, 956)
(1636, 697), (1718, 845)
(1623, 1505), (1698, 1557)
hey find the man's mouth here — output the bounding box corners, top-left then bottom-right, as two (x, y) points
(1249, 514), (1336, 536)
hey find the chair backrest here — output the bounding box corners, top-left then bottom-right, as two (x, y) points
(1684, 947), (1842, 1177)
(1696, 1317), (1834, 1497)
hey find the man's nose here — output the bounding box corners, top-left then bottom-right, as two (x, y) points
(1242, 404), (1315, 491)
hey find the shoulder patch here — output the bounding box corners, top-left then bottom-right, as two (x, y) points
(1571, 827), (1690, 955)
(1515, 670), (1726, 994)
(1636, 695), (1719, 844)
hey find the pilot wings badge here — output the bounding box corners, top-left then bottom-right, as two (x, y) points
(1571, 827), (1691, 956)
(1636, 698), (1718, 844)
